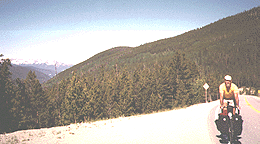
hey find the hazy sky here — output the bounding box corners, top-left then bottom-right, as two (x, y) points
(1, 0), (259, 64)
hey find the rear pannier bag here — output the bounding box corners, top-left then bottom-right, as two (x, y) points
(233, 114), (243, 136)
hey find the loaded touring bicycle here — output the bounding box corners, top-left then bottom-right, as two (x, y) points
(215, 100), (243, 143)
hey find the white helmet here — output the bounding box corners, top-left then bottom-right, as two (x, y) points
(224, 75), (232, 81)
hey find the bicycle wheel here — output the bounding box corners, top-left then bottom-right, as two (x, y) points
(229, 118), (234, 143)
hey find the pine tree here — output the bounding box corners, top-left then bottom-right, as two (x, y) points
(43, 78), (69, 127)
(61, 73), (85, 124)
(136, 67), (150, 113)
(163, 57), (177, 108)
(11, 78), (27, 130)
(43, 84), (57, 127)
(23, 70), (46, 129)
(120, 67), (135, 116)
(170, 51), (199, 107)
(0, 55), (16, 133)
(81, 76), (95, 122)
(152, 63), (165, 110)
(132, 69), (143, 114)
(102, 70), (116, 119)
(89, 78), (105, 120)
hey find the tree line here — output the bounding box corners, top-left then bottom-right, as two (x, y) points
(45, 7), (260, 94)
(0, 52), (204, 133)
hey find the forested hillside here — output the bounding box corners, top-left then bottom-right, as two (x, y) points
(44, 46), (133, 86)
(45, 7), (260, 93)
(1, 7), (259, 133)
(1, 52), (201, 133)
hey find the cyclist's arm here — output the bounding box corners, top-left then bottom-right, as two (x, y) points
(220, 92), (224, 108)
(234, 92), (239, 109)
(233, 84), (240, 109)
(219, 84), (224, 108)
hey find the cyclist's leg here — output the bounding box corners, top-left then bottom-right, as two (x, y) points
(223, 101), (228, 115)
(226, 99), (236, 115)
(232, 98), (236, 115)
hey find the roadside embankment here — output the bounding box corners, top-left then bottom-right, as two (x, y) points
(1, 101), (219, 144)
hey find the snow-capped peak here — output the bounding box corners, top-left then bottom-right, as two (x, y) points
(9, 58), (73, 66)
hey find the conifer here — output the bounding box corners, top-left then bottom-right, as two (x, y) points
(0, 56), (15, 133)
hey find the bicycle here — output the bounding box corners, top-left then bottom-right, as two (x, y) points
(221, 101), (240, 143)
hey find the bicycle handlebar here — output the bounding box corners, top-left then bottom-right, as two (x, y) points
(221, 105), (240, 115)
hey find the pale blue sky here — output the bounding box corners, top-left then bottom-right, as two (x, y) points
(1, 0), (259, 64)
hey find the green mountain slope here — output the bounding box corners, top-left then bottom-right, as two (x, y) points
(44, 6), (260, 89)
(44, 46), (133, 86)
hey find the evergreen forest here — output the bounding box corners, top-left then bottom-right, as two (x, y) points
(1, 7), (260, 133)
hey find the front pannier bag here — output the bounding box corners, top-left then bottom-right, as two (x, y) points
(215, 114), (229, 134)
(215, 114), (243, 136)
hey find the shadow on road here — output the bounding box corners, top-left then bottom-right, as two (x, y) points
(216, 134), (242, 144)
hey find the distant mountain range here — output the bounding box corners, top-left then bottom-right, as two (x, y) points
(10, 58), (73, 73)
(9, 59), (73, 83)
(9, 65), (51, 84)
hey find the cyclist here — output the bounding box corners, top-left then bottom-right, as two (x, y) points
(219, 75), (240, 115)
